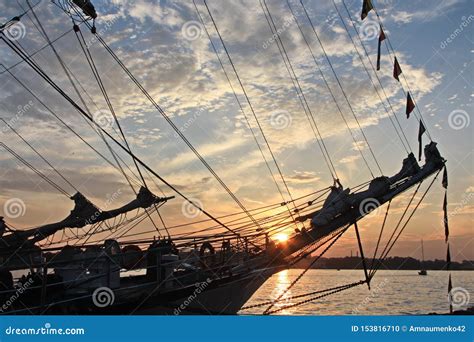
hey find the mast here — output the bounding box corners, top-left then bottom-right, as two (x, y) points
(421, 239), (425, 265)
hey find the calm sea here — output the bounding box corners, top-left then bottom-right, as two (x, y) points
(241, 269), (473, 315)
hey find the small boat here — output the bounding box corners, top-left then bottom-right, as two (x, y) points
(418, 239), (428, 276)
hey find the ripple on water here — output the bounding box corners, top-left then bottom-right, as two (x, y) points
(240, 269), (474, 315)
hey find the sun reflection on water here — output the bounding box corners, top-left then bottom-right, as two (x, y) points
(271, 270), (294, 315)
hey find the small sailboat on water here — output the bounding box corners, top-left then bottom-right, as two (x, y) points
(418, 239), (427, 276)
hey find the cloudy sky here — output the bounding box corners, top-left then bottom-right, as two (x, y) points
(0, 0), (472, 261)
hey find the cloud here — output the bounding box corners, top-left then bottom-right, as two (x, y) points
(285, 170), (321, 184)
(384, 0), (464, 24)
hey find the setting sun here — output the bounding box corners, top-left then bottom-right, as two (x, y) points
(274, 233), (289, 243)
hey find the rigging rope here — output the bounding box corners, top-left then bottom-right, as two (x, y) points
(334, 0), (412, 154)
(0, 34), (248, 243)
(0, 64), (144, 191)
(71, 22), (164, 236)
(1, 118), (79, 193)
(192, 0), (296, 223)
(369, 3), (433, 141)
(263, 226), (348, 314)
(260, 0), (339, 181)
(371, 169), (442, 277)
(20, 2), (145, 199)
(68, 6), (263, 232)
(285, 0), (375, 178)
(200, 0), (298, 215)
(22, 1), (164, 239)
(298, 0), (383, 177)
(266, 280), (366, 315)
(241, 280), (365, 311)
(0, 142), (70, 197)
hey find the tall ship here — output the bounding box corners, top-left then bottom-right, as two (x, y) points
(0, 0), (450, 314)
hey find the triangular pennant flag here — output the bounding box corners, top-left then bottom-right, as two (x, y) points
(446, 243), (451, 270)
(393, 57), (402, 81)
(444, 192), (449, 242)
(448, 273), (453, 313)
(376, 25), (386, 71)
(361, 0), (374, 20)
(442, 166), (448, 189)
(418, 120), (426, 161)
(406, 92), (415, 118)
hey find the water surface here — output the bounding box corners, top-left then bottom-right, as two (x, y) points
(241, 269), (473, 315)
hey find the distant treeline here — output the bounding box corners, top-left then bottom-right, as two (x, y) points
(293, 256), (474, 271)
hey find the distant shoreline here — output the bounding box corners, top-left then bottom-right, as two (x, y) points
(292, 256), (474, 271)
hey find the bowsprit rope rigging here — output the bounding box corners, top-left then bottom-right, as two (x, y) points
(369, 169), (442, 278)
(333, 0), (412, 155)
(259, 0), (339, 182)
(340, 0), (413, 153)
(192, 0), (296, 224)
(199, 0), (298, 216)
(363, 1), (433, 141)
(298, 0), (384, 177)
(285, 0), (376, 178)
(66, 5), (264, 233)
